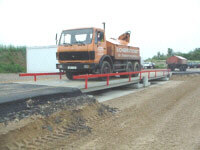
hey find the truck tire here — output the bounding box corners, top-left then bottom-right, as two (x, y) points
(180, 66), (187, 72)
(120, 61), (134, 78)
(66, 72), (75, 80)
(179, 66), (183, 71)
(133, 61), (140, 77)
(170, 66), (175, 71)
(100, 61), (112, 80)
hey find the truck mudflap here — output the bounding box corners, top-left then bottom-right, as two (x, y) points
(56, 63), (98, 72)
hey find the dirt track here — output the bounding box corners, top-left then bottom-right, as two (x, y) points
(1, 74), (200, 149)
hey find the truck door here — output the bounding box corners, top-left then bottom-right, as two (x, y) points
(94, 30), (106, 62)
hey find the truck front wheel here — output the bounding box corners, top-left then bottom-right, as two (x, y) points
(168, 65), (175, 71)
(66, 72), (76, 80)
(100, 61), (112, 74)
(100, 61), (112, 80)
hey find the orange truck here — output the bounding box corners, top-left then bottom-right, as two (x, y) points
(166, 56), (188, 71)
(56, 25), (141, 80)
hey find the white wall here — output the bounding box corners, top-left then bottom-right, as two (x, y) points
(27, 45), (59, 73)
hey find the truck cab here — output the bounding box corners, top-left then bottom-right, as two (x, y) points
(56, 27), (107, 79)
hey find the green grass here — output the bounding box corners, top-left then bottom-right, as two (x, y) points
(154, 63), (167, 69)
(0, 64), (25, 73)
(0, 45), (26, 73)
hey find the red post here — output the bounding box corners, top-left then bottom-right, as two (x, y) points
(107, 76), (109, 86)
(34, 75), (36, 82)
(148, 72), (150, 79)
(163, 71), (165, 76)
(129, 74), (131, 82)
(85, 77), (88, 89)
(155, 71), (157, 77)
(140, 72), (142, 80)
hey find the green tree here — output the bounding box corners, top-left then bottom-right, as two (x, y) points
(157, 51), (161, 58)
(167, 48), (174, 56)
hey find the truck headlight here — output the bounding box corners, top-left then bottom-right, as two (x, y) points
(84, 65), (90, 69)
(58, 64), (63, 69)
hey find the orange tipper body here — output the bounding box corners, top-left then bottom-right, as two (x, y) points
(166, 56), (188, 71)
(106, 38), (140, 60)
(166, 56), (187, 65)
(56, 27), (141, 79)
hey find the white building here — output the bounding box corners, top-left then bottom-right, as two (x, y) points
(26, 45), (59, 73)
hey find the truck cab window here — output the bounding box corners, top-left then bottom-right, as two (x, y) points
(59, 28), (93, 45)
(62, 34), (71, 44)
(95, 31), (104, 44)
(75, 34), (87, 42)
(98, 31), (104, 42)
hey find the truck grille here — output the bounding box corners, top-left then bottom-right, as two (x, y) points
(58, 51), (95, 61)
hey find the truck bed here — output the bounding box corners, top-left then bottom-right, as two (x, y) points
(106, 39), (140, 60)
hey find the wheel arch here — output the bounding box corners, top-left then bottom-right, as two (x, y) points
(99, 55), (113, 70)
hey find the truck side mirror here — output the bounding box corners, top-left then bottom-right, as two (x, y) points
(95, 32), (98, 44)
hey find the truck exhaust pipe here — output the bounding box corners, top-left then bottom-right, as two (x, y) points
(102, 22), (105, 32)
(55, 33), (58, 45)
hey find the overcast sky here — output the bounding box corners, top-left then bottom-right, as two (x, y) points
(0, 0), (199, 58)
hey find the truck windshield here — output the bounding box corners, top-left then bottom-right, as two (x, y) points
(59, 28), (93, 45)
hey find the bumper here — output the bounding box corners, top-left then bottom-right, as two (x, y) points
(56, 63), (98, 72)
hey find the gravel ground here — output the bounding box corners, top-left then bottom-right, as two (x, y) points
(67, 74), (200, 150)
(0, 95), (97, 124)
(1, 74), (200, 149)
(0, 95), (117, 149)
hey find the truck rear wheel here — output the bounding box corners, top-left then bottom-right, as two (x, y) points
(120, 62), (134, 78)
(179, 66), (186, 71)
(133, 62), (140, 77)
(183, 66), (187, 71)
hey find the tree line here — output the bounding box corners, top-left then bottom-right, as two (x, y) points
(152, 48), (200, 61)
(0, 45), (26, 52)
